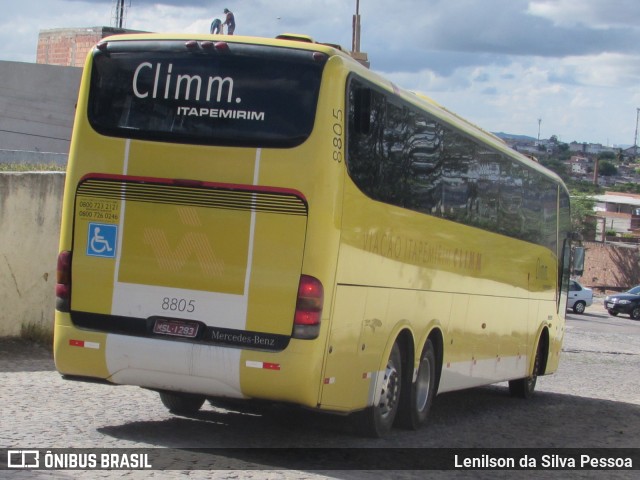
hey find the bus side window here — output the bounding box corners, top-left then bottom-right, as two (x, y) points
(353, 87), (371, 135)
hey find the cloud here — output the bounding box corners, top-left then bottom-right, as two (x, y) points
(1, 0), (639, 145)
(528, 0), (640, 28)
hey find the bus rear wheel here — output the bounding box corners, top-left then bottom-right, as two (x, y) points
(159, 391), (206, 414)
(355, 342), (402, 437)
(396, 339), (437, 430)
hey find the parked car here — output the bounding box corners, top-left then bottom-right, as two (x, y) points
(567, 280), (593, 314)
(604, 286), (640, 319)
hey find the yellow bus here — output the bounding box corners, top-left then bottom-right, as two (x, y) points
(54, 32), (572, 437)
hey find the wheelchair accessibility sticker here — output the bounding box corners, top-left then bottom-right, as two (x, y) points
(86, 223), (118, 258)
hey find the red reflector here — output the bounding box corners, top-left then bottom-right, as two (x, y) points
(312, 52), (327, 62)
(214, 41), (230, 52)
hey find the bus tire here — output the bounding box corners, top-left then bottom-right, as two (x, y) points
(159, 391), (205, 414)
(396, 338), (437, 430)
(509, 340), (542, 399)
(355, 342), (402, 437)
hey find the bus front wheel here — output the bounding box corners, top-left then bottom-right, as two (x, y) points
(509, 341), (543, 399)
(355, 342), (402, 437)
(159, 391), (206, 414)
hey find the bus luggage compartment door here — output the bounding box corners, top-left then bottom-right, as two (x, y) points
(70, 177), (308, 347)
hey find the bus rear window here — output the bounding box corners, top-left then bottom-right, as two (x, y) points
(87, 40), (325, 148)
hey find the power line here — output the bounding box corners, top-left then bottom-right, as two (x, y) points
(0, 128), (70, 142)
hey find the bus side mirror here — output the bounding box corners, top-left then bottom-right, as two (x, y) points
(353, 87), (371, 135)
(573, 246), (585, 276)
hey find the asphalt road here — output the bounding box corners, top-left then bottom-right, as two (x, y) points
(1, 298), (638, 479)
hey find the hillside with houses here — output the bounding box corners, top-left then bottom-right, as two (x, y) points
(497, 133), (640, 244)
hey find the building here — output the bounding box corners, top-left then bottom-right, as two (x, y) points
(622, 145), (639, 161)
(37, 27), (145, 67)
(592, 192), (640, 239)
(568, 155), (592, 177)
(568, 141), (618, 156)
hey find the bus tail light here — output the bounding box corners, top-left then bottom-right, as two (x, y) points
(293, 275), (323, 340)
(56, 250), (72, 312)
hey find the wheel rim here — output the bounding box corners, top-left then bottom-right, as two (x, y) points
(415, 355), (432, 412)
(576, 302), (585, 313)
(378, 360), (400, 419)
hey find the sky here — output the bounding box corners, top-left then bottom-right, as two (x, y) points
(1, 0), (639, 147)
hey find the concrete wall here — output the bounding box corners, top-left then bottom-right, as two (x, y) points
(0, 172), (64, 336)
(0, 61), (81, 153)
(581, 241), (640, 292)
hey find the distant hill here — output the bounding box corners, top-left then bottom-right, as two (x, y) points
(493, 132), (537, 142)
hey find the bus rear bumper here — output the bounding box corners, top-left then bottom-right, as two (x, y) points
(54, 312), (324, 408)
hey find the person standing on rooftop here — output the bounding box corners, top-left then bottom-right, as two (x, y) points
(223, 8), (236, 35)
(210, 18), (222, 34)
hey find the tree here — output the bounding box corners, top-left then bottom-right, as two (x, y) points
(598, 160), (618, 176)
(570, 194), (596, 238)
(597, 151), (616, 161)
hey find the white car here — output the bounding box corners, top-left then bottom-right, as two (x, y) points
(567, 280), (593, 314)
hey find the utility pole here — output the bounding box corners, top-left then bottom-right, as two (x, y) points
(634, 108), (639, 158)
(119, 0), (125, 28)
(114, 0), (126, 29)
(537, 118), (542, 143)
(350, 1), (369, 67)
(352, 0), (361, 53)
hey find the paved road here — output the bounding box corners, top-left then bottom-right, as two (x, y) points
(1, 300), (638, 479)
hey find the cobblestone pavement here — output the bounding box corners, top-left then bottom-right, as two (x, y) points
(1, 299), (638, 479)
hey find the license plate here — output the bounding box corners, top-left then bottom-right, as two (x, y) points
(606, 302), (613, 308)
(153, 318), (199, 338)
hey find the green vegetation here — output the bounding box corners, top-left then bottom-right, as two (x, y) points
(609, 182), (640, 194)
(598, 160), (618, 176)
(20, 322), (53, 350)
(570, 194), (596, 238)
(0, 163), (65, 172)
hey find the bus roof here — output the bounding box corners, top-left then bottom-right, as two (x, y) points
(94, 32), (566, 189)
(99, 32), (359, 64)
